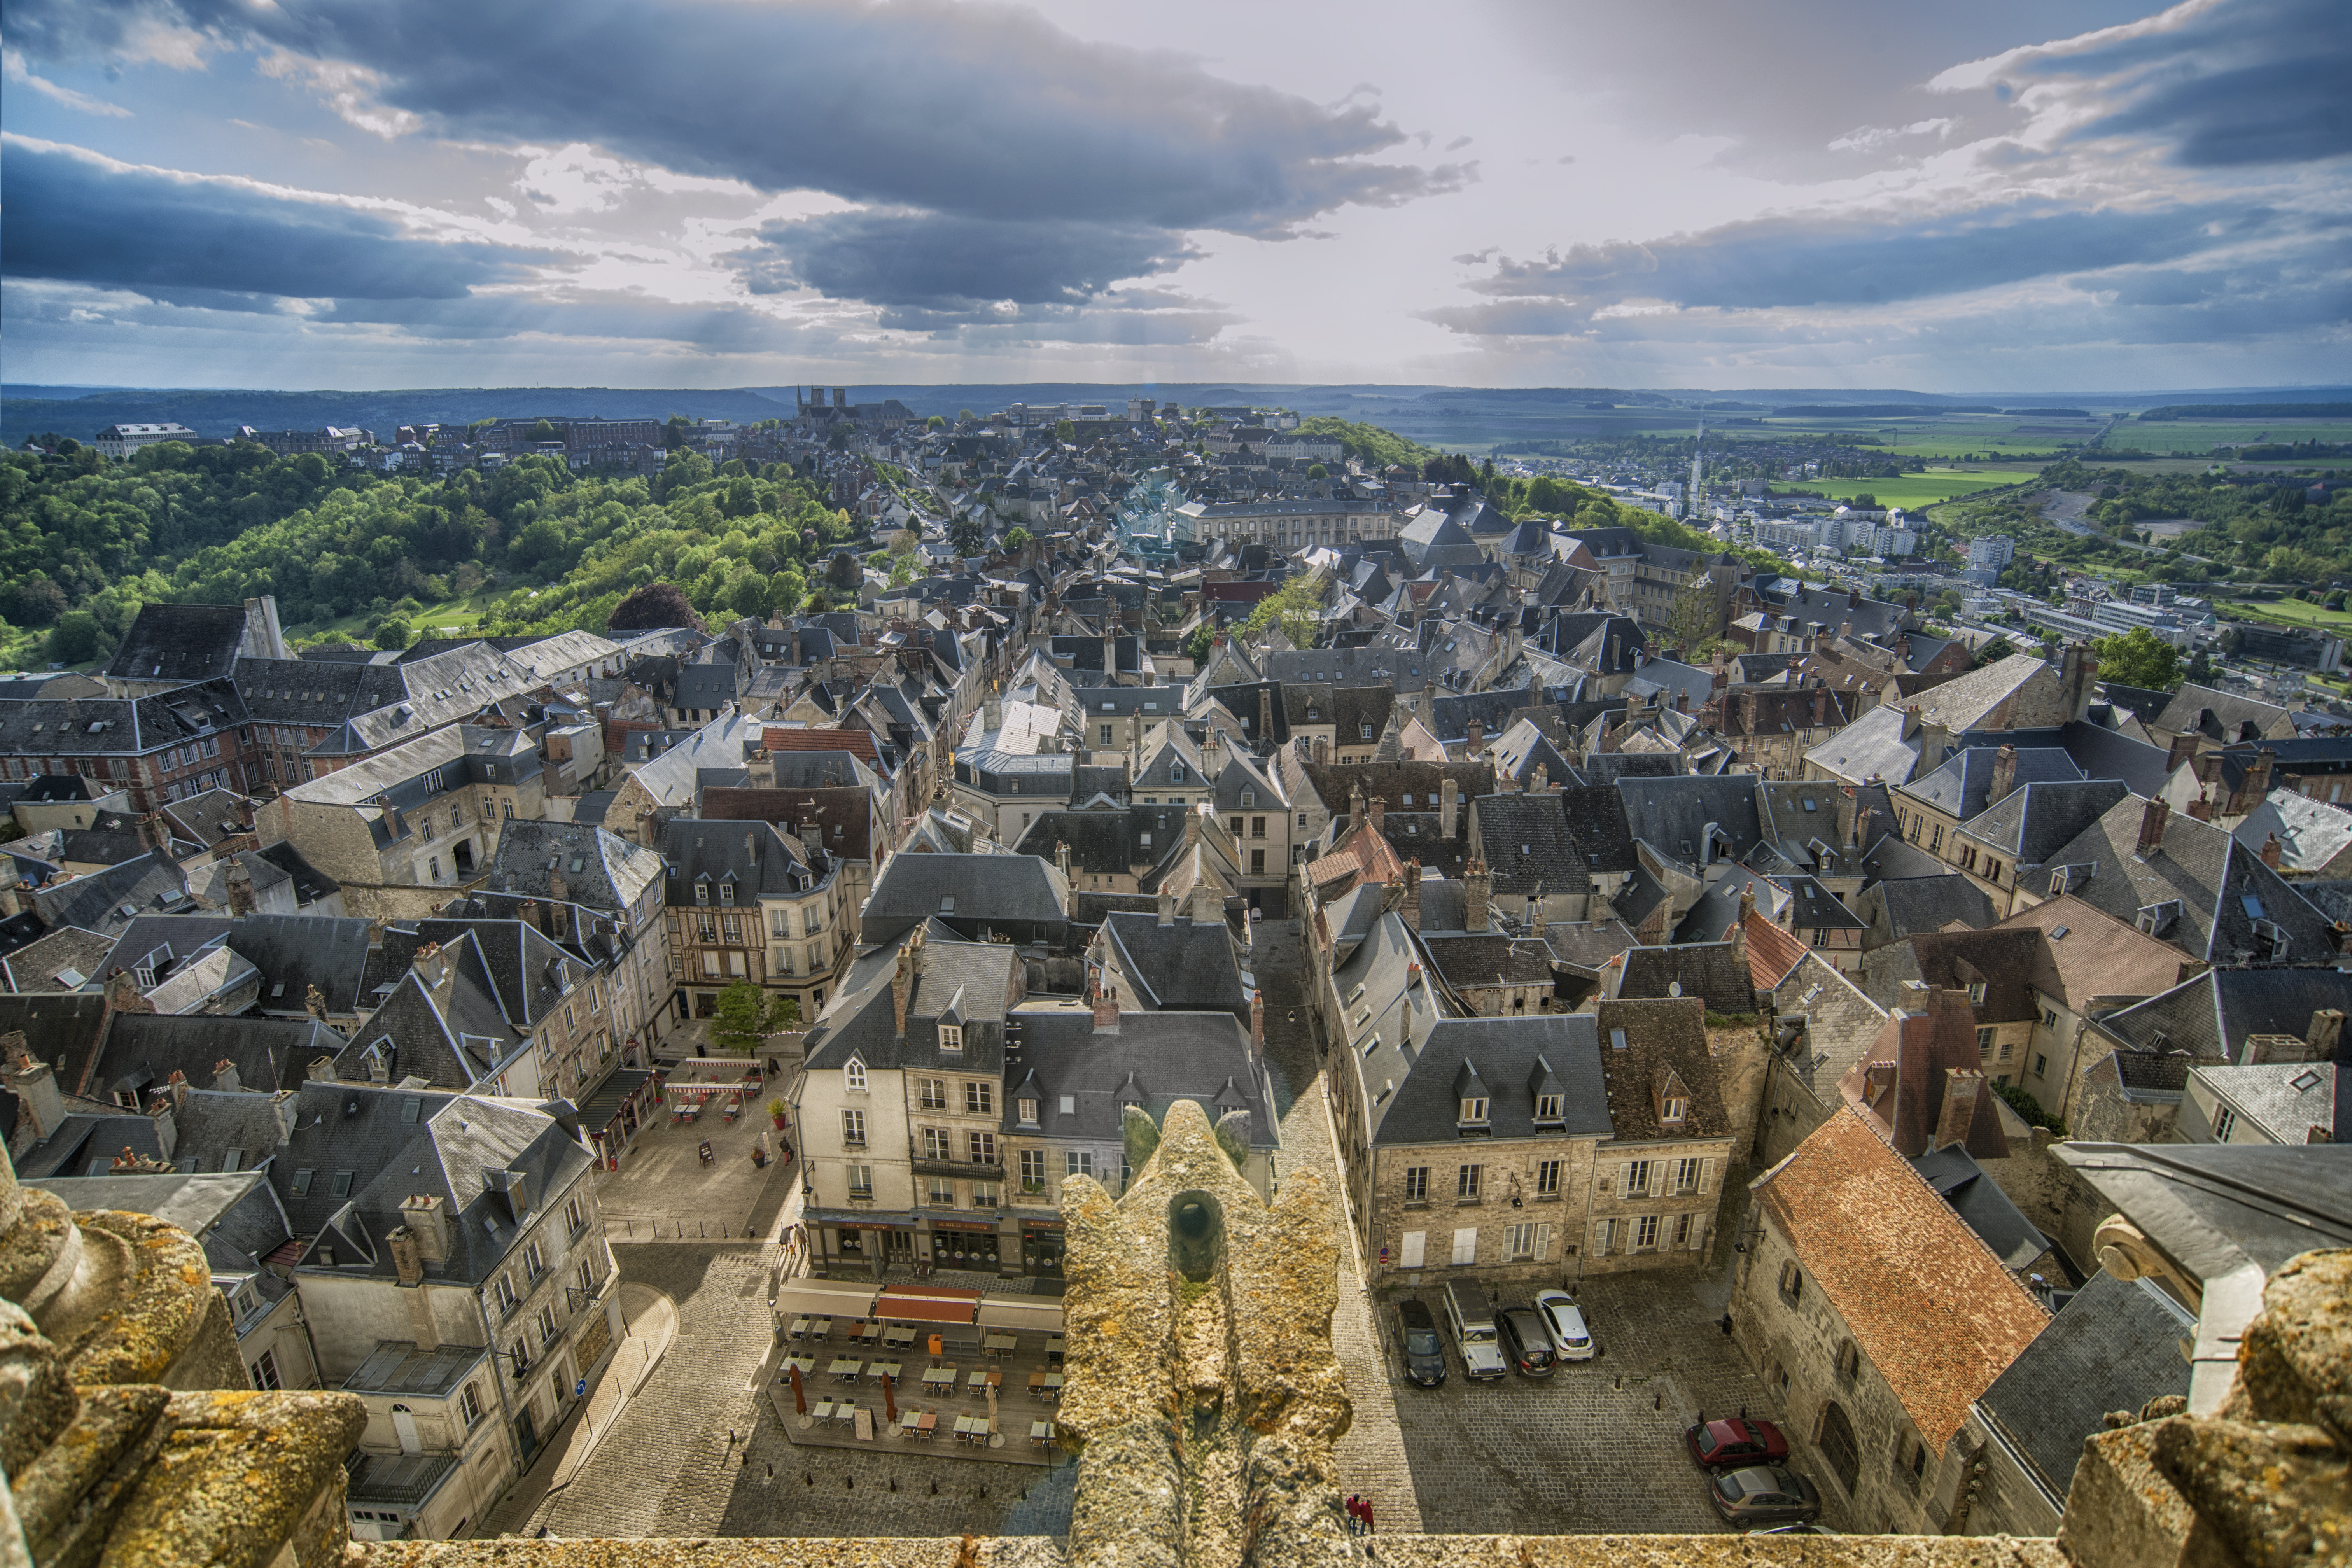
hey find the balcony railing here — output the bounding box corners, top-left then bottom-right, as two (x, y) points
(909, 1139), (1004, 1178)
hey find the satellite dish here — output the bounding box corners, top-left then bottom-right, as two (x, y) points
(1668, 980), (1682, 998)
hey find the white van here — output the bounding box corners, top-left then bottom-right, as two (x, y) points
(1444, 1280), (1507, 1380)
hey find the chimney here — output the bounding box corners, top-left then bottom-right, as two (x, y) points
(1934, 1068), (1986, 1151)
(1158, 884), (1177, 926)
(548, 858), (570, 906)
(1258, 687), (1274, 748)
(1055, 840), (1071, 881)
(1403, 860), (1422, 933)
(2137, 797), (2170, 855)
(1185, 807), (1202, 848)
(984, 694), (1001, 733)
(790, 623), (802, 667)
(1369, 794), (1386, 834)
(242, 594), (290, 662)
(892, 944), (912, 1040)
(1092, 983), (1120, 1034)
(2165, 733), (2199, 774)
(213, 1059), (241, 1093)
(2245, 748), (2278, 808)
(2262, 831), (2284, 870)
(2308, 1009), (2345, 1061)
(389, 1227), (424, 1288)
(1104, 629), (1117, 681)
(2060, 642), (2100, 721)
(224, 856), (257, 916)
(1466, 856), (1491, 933)
(1250, 991), (1265, 1058)
(1466, 717), (1485, 754)
(415, 941), (453, 999)
(1728, 906), (1746, 970)
(1532, 762), (1549, 793)
(166, 1069), (191, 1109)
(2, 1032), (65, 1139)
(401, 1194), (451, 1265)
(1986, 744), (2020, 807)
(1525, 888), (1545, 943)
(1348, 782), (1366, 837)
(1440, 777), (1459, 840)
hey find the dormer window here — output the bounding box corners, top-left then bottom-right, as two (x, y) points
(1535, 1093), (1563, 1122)
(845, 1058), (868, 1092)
(1965, 982), (1986, 1004)
(938, 1025), (964, 1052)
(1459, 1096), (1489, 1126)
(1661, 1097), (1688, 1125)
(1240, 789), (1255, 807)
(719, 883), (735, 905)
(1018, 1097), (1038, 1125)
(1171, 763), (1185, 783)
(695, 883), (710, 905)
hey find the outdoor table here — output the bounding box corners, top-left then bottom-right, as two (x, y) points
(788, 1318), (813, 1340)
(806, 1318), (833, 1342)
(916, 1412), (938, 1439)
(779, 1356), (815, 1378)
(899, 1409), (922, 1435)
(829, 1358), (863, 1382)
(833, 1403), (857, 1426)
(813, 1400), (836, 1422)
(1040, 1372), (1064, 1402)
(1045, 1336), (1065, 1364)
(967, 1368), (1001, 1391)
(867, 1360), (901, 1383)
(854, 1321), (883, 1346)
(922, 1367), (956, 1392)
(1029, 1420), (1053, 1447)
(884, 1325), (916, 1349)
(984, 1332), (1018, 1358)
(1027, 1370), (1048, 1394)
(955, 1415), (986, 1443)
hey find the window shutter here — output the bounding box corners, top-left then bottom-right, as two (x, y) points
(1699, 1158), (1717, 1195)
(1533, 1222), (1552, 1263)
(1400, 1230), (1425, 1269)
(1451, 1227), (1478, 1266)
(1689, 1216), (1708, 1251)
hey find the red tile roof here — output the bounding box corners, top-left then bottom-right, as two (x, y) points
(1744, 910), (1808, 990)
(763, 726), (880, 765)
(1755, 1109), (2046, 1451)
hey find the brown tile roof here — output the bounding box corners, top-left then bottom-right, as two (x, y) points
(1594, 997), (1729, 1142)
(1837, 990), (2009, 1160)
(1743, 910), (1808, 991)
(1991, 894), (2204, 1013)
(1303, 821), (1404, 901)
(763, 725), (880, 765)
(1755, 1108), (2047, 1451)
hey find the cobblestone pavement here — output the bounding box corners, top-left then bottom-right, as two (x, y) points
(1254, 922), (1426, 1534)
(595, 1090), (793, 1242)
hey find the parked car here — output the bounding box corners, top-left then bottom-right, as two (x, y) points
(1395, 1299), (1447, 1388)
(1531, 1288), (1595, 1361)
(1495, 1307), (1557, 1378)
(1708, 1466), (1821, 1530)
(1685, 1416), (1790, 1469)
(1443, 1280), (1508, 1381)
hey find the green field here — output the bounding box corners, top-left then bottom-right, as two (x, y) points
(1772, 467), (2043, 509)
(1758, 412), (2112, 460)
(2110, 418), (2352, 452)
(287, 590), (506, 643)
(2229, 597), (2352, 632)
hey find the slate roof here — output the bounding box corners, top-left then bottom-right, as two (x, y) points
(1558, 785), (1638, 873)
(1375, 1010), (1610, 1147)
(486, 820), (664, 914)
(105, 603), (250, 688)
(1909, 1144), (2052, 1270)
(1615, 941), (1755, 1014)
(1594, 997), (1729, 1142)
(1001, 1004), (1275, 1150)
(2150, 683), (2295, 744)
(1755, 1109), (2048, 1451)
(1963, 780), (2132, 867)
(33, 854), (192, 939)
(79, 1013), (346, 1102)
(860, 853), (1070, 947)
(1900, 747), (2084, 823)
(2093, 966), (2352, 1063)
(1472, 794), (1593, 898)
(1867, 874), (2002, 943)
(1975, 1270), (2196, 1505)
(1, 927), (112, 994)
(1098, 912), (1248, 1017)
(802, 935), (1021, 1075)
(2193, 1060), (2336, 1142)
(1615, 774), (1766, 872)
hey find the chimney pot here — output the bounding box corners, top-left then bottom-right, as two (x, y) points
(2137, 797), (2170, 855)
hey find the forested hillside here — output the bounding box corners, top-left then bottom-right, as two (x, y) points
(0, 443), (856, 663)
(2037, 458), (2352, 581)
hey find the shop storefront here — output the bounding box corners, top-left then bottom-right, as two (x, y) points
(1020, 1220), (1065, 1279)
(927, 1221), (1001, 1271)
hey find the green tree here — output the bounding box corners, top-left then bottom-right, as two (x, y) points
(1665, 582), (1722, 659)
(710, 980), (797, 1055)
(957, 409), (973, 423)
(926, 414), (947, 431)
(1243, 573), (1325, 648)
(525, 418), (561, 444)
(47, 611), (103, 665)
(2184, 645), (2216, 686)
(373, 616), (413, 651)
(1306, 463), (1327, 480)
(1851, 493), (1878, 510)
(1184, 624), (1216, 663)
(1054, 419), (1077, 444)
(2093, 626), (2184, 690)
(1003, 525), (1033, 553)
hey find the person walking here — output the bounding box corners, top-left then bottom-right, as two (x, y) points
(1344, 1495), (1363, 1535)
(1360, 1498), (1376, 1535)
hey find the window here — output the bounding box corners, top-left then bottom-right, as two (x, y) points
(938, 1025), (964, 1053)
(968, 1131), (996, 1164)
(922, 1127), (952, 1160)
(523, 1239), (546, 1280)
(1811, 928), (1829, 948)
(2212, 1106), (2238, 1143)
(290, 1169), (313, 1196)
(964, 1081), (993, 1115)
(1930, 825), (1944, 853)
(250, 1348), (282, 1391)
(1671, 1157), (1703, 1193)
(494, 1273), (519, 1316)
(847, 1164), (874, 1199)
(919, 1077), (948, 1111)
(1251, 816), (1266, 839)
(1976, 1026), (1996, 1059)
(1450, 1227), (1478, 1266)
(1673, 1212), (1694, 1248)
(1835, 1338), (1862, 1382)
(971, 1182), (999, 1209)
(459, 1381), (483, 1428)
(1623, 1159), (1653, 1196)
(845, 1059), (867, 1092)
(1065, 1151), (1094, 1178)
(535, 1303), (559, 1348)
(1535, 1092), (1563, 1122)
(1458, 1096), (1489, 1126)
(576, 1258), (596, 1298)
(1661, 1097), (1688, 1125)
(1778, 1260), (1803, 1304)
(1535, 1159), (1561, 1196)
(1456, 1164), (1482, 1201)
(841, 1108), (867, 1146)
(1403, 1166), (1429, 1203)
(928, 1177), (956, 1207)
(1019, 1149), (1047, 1190)
(2042, 1005), (2059, 1029)
(1101, 724), (1114, 746)
(1966, 981), (1987, 1004)
(330, 1171), (354, 1198)
(1016, 1097), (1038, 1125)
(1505, 1222), (1550, 1262)
(1818, 1402), (1862, 1494)
(720, 915), (741, 944)
(1634, 1214), (1661, 1249)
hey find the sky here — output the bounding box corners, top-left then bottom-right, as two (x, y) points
(2, 0), (2346, 392)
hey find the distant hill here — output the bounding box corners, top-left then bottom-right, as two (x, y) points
(1, 386), (798, 446)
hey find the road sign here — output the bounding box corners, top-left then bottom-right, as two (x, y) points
(575, 1379), (588, 1398)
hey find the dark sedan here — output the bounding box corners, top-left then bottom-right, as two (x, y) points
(1395, 1299), (1447, 1388)
(1709, 1466), (1822, 1529)
(1685, 1416), (1790, 1469)
(1495, 1307), (1556, 1378)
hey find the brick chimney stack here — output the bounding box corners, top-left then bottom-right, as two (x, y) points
(1348, 782), (1366, 837)
(1369, 795), (1385, 834)
(2308, 1009), (2345, 1061)
(390, 1227), (424, 1288)
(1465, 857), (1491, 934)
(1402, 861), (1422, 933)
(1440, 777), (1459, 840)
(1990, 744), (2019, 805)
(892, 943), (913, 1040)
(1092, 982), (1120, 1034)
(1935, 1068), (1986, 1151)
(2137, 797), (2170, 855)
(212, 1059), (240, 1093)
(1466, 717), (1485, 754)
(2263, 831), (2284, 869)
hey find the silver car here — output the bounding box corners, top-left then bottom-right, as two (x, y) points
(1532, 1288), (1596, 1361)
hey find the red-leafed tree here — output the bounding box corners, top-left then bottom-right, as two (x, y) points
(607, 582), (703, 632)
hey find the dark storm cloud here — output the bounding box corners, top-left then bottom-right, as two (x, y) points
(1424, 201), (2314, 334)
(5, 0), (1463, 233)
(0, 136), (548, 299)
(1992, 0), (2352, 167)
(728, 210), (1197, 315)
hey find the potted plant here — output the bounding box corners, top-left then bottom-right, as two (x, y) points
(767, 1098), (789, 1130)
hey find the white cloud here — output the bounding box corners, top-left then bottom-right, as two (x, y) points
(2, 49), (131, 116)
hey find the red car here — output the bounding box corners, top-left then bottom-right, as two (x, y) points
(1685, 1417), (1789, 1469)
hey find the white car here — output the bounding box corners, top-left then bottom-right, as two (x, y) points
(1532, 1289), (1596, 1361)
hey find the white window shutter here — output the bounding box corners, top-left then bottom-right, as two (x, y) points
(1400, 1230), (1425, 1269)
(1452, 1227), (1478, 1266)
(1534, 1222), (1552, 1263)
(1699, 1158), (1716, 1195)
(1690, 1215), (1708, 1251)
